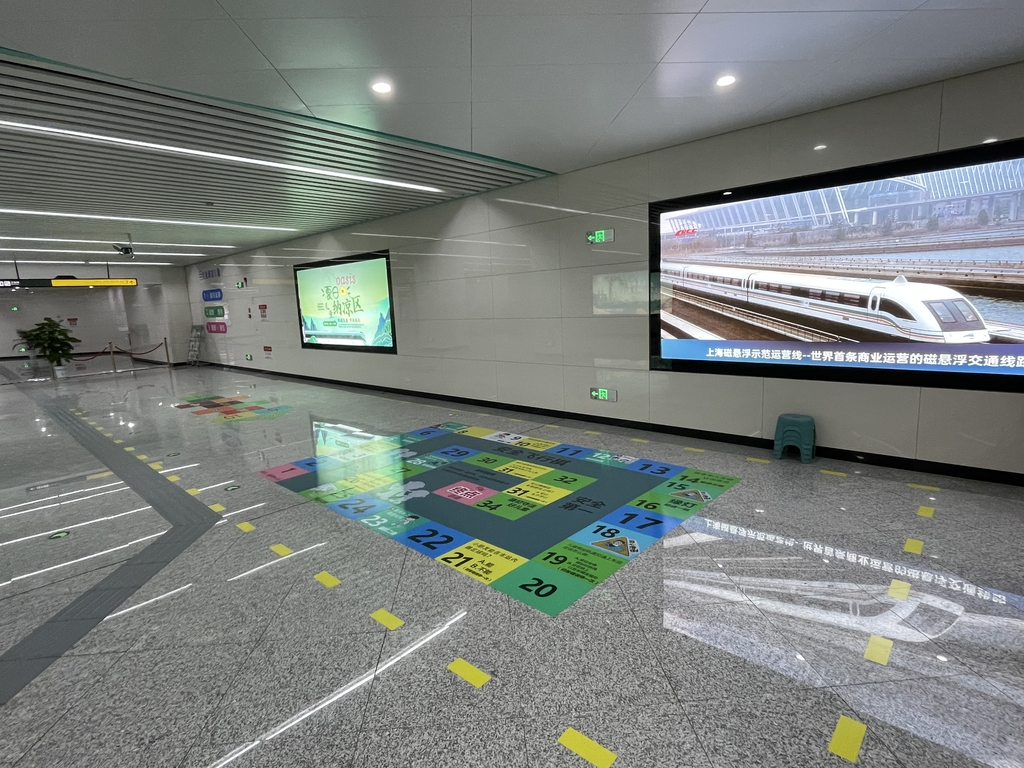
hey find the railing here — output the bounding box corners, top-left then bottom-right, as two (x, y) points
(662, 288), (854, 343)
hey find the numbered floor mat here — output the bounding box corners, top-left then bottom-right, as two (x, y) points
(260, 423), (740, 616)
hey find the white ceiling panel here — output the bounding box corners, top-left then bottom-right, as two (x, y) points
(919, 0), (1021, 7)
(471, 63), (654, 103)
(849, 7), (1024, 60)
(309, 103), (473, 151)
(236, 17), (471, 70)
(472, 100), (623, 172)
(160, 70), (313, 115)
(472, 0), (705, 14)
(472, 14), (695, 66)
(217, 0), (470, 18)
(285, 67), (470, 106)
(665, 11), (906, 62)
(703, 0), (919, 10)
(0, 0), (228, 21)
(1, 20), (270, 81)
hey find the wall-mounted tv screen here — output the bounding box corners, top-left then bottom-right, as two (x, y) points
(651, 142), (1024, 388)
(294, 250), (396, 353)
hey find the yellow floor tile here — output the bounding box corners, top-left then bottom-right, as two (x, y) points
(314, 571), (341, 588)
(863, 635), (893, 665)
(447, 658), (491, 688)
(236, 522), (255, 532)
(370, 608), (404, 630)
(270, 544), (292, 557)
(828, 716), (866, 763)
(558, 728), (617, 768)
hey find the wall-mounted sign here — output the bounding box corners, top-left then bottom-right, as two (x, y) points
(258, 304), (268, 320)
(0, 279), (19, 287)
(53, 278), (138, 287)
(245, 353), (253, 361)
(264, 345), (273, 360)
(204, 306), (225, 318)
(199, 267), (221, 280)
(589, 387), (618, 402)
(67, 318), (78, 326)
(202, 288), (223, 302)
(586, 229), (615, 244)
(206, 321), (227, 334)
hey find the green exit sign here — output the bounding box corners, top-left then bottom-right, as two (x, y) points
(586, 228), (615, 244)
(204, 306), (225, 318)
(589, 387), (618, 402)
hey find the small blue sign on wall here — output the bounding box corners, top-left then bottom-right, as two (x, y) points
(202, 288), (223, 302)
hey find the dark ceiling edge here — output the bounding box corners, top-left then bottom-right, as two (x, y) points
(0, 45), (554, 177)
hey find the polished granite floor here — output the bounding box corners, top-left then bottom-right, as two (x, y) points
(0, 364), (1022, 767)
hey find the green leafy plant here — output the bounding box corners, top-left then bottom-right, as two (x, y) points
(14, 317), (81, 368)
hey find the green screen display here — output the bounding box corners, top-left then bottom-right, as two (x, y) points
(295, 253), (396, 352)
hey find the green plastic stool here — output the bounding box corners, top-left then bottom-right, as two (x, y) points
(773, 413), (816, 463)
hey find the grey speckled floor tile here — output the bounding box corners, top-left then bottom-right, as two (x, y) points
(351, 718), (529, 768)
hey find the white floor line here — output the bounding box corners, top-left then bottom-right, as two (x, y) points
(0, 480), (125, 513)
(207, 610), (467, 768)
(220, 503), (266, 519)
(159, 463), (201, 474)
(0, 531), (166, 588)
(0, 506), (152, 547)
(104, 583), (194, 620)
(226, 542), (326, 582)
(0, 486), (130, 521)
(196, 480), (236, 492)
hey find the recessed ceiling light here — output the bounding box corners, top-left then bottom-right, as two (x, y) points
(723, 191), (732, 196)
(0, 208), (296, 231)
(0, 118), (441, 193)
(814, 144), (827, 151)
(716, 75), (737, 87)
(372, 81), (392, 94)
(983, 137), (998, 144)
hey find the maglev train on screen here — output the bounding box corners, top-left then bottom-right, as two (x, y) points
(661, 263), (990, 343)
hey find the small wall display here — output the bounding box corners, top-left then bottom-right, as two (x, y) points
(260, 423), (739, 616)
(201, 288), (223, 302)
(294, 250), (396, 353)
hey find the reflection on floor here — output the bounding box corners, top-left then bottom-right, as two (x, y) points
(0, 364), (1021, 767)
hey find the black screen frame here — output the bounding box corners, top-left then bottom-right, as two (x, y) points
(649, 137), (1024, 393)
(294, 249), (397, 355)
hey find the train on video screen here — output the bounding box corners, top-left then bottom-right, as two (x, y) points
(661, 263), (990, 344)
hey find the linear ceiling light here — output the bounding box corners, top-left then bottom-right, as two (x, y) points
(0, 208), (296, 231)
(0, 236), (234, 248)
(0, 248), (204, 256)
(0, 259), (85, 264)
(0, 118), (443, 194)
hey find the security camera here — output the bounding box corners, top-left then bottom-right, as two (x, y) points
(112, 244), (134, 257)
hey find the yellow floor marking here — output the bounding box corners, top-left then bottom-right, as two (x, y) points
(917, 506), (935, 518)
(747, 457), (770, 464)
(863, 635), (893, 666)
(684, 446), (705, 452)
(124, 446), (135, 451)
(148, 461), (163, 470)
(167, 475), (180, 482)
(314, 571), (341, 588)
(630, 437), (649, 443)
(904, 538), (924, 554)
(447, 658), (491, 688)
(558, 728), (617, 768)
(510, 418), (524, 422)
(94, 426), (104, 431)
(186, 488), (200, 496)
(104, 432), (113, 437)
(87, 421), (96, 425)
(87, 471), (113, 480)
(820, 469), (847, 476)
(136, 455), (148, 461)
(908, 483), (940, 491)
(370, 608), (404, 630)
(209, 503), (226, 514)
(270, 544), (292, 557)
(114, 439), (124, 444)
(887, 579), (911, 601)
(584, 430), (600, 435)
(236, 522), (255, 532)
(828, 716), (867, 763)
(543, 424), (559, 428)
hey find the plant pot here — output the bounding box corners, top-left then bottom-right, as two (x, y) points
(53, 365), (67, 379)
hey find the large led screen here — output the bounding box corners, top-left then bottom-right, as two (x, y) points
(295, 251), (396, 353)
(653, 146), (1024, 385)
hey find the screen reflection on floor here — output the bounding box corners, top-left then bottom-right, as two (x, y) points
(665, 517), (1024, 767)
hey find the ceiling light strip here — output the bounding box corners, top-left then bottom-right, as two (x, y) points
(0, 208), (295, 231)
(0, 119), (444, 194)
(0, 237), (233, 247)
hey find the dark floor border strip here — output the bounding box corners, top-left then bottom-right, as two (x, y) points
(0, 382), (219, 706)
(217, 362), (1024, 489)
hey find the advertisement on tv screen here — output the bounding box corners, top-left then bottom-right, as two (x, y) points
(655, 153), (1024, 378)
(295, 253), (395, 352)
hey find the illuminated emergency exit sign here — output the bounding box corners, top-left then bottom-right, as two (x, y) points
(589, 387), (617, 402)
(586, 229), (614, 244)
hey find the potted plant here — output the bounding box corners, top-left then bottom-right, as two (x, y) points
(14, 317), (81, 379)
